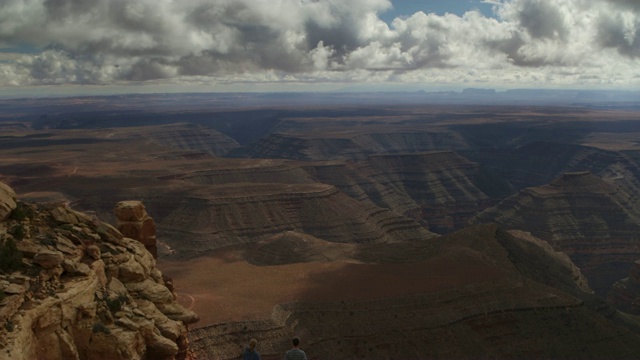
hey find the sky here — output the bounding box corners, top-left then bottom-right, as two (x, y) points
(0, 0), (639, 96)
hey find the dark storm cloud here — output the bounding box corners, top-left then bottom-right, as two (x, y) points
(604, 0), (640, 11)
(596, 12), (640, 58)
(516, 0), (568, 39)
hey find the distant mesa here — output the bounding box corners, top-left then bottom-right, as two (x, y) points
(461, 88), (497, 95)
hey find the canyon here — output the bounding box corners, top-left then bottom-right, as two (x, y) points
(2, 94), (640, 358)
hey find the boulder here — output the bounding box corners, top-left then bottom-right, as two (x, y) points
(114, 201), (157, 259)
(33, 250), (64, 269)
(114, 201), (148, 222)
(50, 206), (79, 225)
(125, 279), (174, 304)
(0, 182), (17, 221)
(118, 257), (147, 283)
(62, 259), (91, 276)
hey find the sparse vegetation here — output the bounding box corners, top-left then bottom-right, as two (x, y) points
(8, 225), (25, 241)
(0, 237), (23, 273)
(106, 294), (129, 313)
(0, 289), (5, 302)
(96, 226), (111, 242)
(92, 322), (111, 334)
(58, 224), (75, 232)
(4, 320), (14, 332)
(8, 202), (33, 221)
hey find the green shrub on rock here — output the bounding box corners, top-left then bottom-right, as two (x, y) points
(0, 237), (23, 273)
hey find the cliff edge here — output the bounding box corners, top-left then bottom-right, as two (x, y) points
(0, 182), (198, 360)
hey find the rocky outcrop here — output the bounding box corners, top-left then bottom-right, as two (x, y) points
(0, 182), (198, 360)
(474, 172), (640, 295)
(0, 182), (17, 221)
(115, 201), (158, 258)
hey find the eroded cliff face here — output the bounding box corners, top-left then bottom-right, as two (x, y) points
(608, 260), (640, 315)
(303, 151), (512, 234)
(0, 182), (198, 360)
(474, 172), (640, 295)
(365, 151), (512, 233)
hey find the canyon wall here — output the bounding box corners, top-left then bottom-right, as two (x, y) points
(474, 172), (640, 295)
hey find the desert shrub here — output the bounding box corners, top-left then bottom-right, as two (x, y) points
(92, 322), (111, 334)
(4, 320), (14, 332)
(0, 238), (23, 273)
(58, 224), (74, 232)
(106, 298), (122, 312)
(9, 202), (33, 221)
(8, 225), (25, 241)
(106, 294), (128, 313)
(0, 289), (5, 302)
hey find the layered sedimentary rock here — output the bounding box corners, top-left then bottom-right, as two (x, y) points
(608, 260), (640, 315)
(0, 182), (198, 360)
(190, 224), (640, 359)
(302, 160), (424, 221)
(114, 201), (158, 258)
(246, 130), (469, 161)
(173, 160), (314, 186)
(365, 151), (512, 233)
(474, 172), (640, 295)
(158, 183), (435, 256)
(124, 123), (240, 157)
(303, 151), (512, 233)
(464, 141), (640, 191)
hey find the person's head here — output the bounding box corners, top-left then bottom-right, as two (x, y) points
(249, 338), (258, 351)
(292, 337), (300, 347)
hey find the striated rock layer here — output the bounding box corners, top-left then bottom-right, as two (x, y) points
(609, 260), (640, 315)
(0, 182), (198, 360)
(118, 123), (240, 157)
(474, 172), (640, 295)
(245, 130), (470, 161)
(303, 151), (512, 233)
(365, 151), (512, 233)
(159, 183), (436, 256)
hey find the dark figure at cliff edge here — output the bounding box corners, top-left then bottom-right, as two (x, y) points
(283, 337), (307, 360)
(243, 338), (261, 360)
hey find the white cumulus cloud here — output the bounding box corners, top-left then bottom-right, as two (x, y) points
(0, 0), (638, 89)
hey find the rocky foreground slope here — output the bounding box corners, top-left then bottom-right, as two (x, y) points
(0, 182), (198, 360)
